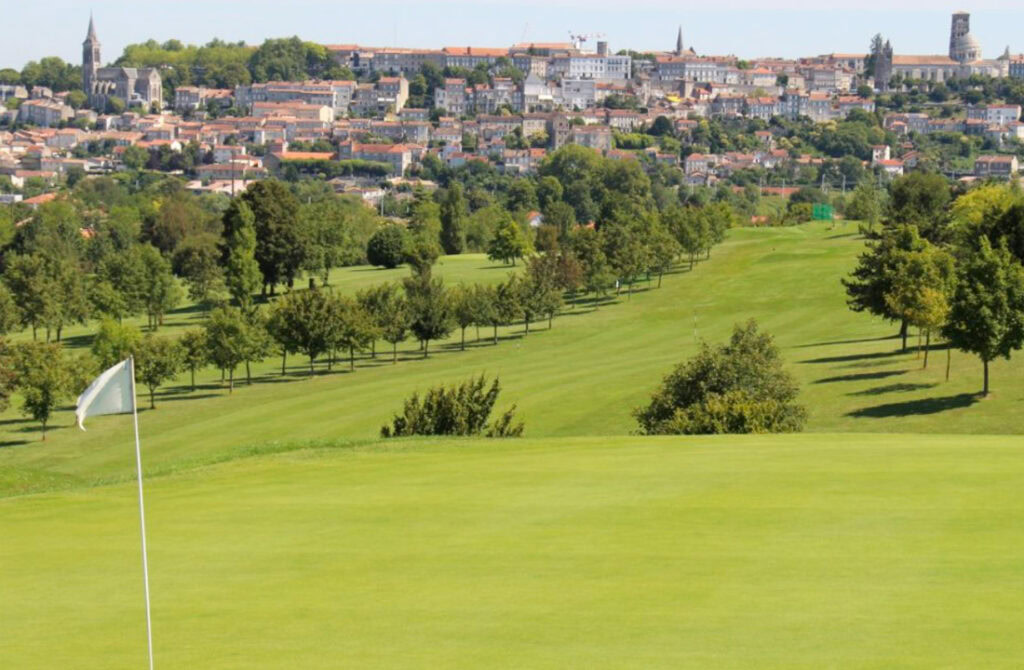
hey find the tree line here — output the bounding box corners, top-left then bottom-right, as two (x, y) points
(844, 172), (1024, 395)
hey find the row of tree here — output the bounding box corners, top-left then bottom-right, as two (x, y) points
(844, 173), (1024, 394)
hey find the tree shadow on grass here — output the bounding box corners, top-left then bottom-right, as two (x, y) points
(847, 393), (980, 418)
(152, 393), (221, 403)
(794, 334), (899, 349)
(814, 369), (907, 384)
(801, 349), (907, 365)
(0, 417), (34, 428)
(0, 438), (30, 448)
(848, 382), (937, 396)
(825, 232), (858, 240)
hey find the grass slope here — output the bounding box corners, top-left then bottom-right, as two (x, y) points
(3, 222), (1023, 495)
(4, 434), (1024, 668)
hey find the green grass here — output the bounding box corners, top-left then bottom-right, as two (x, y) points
(5, 434), (1024, 668)
(3, 221), (1023, 493)
(5, 222), (1024, 667)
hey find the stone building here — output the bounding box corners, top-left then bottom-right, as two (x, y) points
(83, 16), (162, 111)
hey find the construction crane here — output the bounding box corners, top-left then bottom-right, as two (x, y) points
(567, 31), (606, 51)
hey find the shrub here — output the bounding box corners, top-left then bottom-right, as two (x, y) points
(634, 320), (806, 435)
(366, 224), (408, 269)
(381, 375), (523, 438)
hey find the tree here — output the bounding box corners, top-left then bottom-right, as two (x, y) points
(505, 179), (538, 212)
(266, 289), (334, 375)
(842, 224), (927, 351)
(367, 224), (408, 269)
(491, 277), (523, 342)
(179, 329), (208, 391)
(238, 180), (303, 294)
(487, 216), (531, 266)
(134, 335), (184, 409)
(524, 255), (565, 330)
(634, 320), (807, 435)
(846, 181), (884, 229)
(0, 285), (20, 336)
(568, 225), (616, 301)
(91, 319), (142, 369)
(330, 295), (376, 372)
(536, 176), (564, 211)
(173, 234), (224, 309)
(299, 197), (356, 286)
(93, 247), (147, 323)
(542, 201), (577, 240)
(646, 223), (681, 288)
(12, 342), (87, 440)
(3, 254), (51, 340)
(204, 306), (249, 391)
(122, 145), (149, 171)
(380, 375), (523, 438)
(450, 285), (478, 350)
(222, 199), (263, 312)
(468, 283), (495, 342)
(439, 182), (467, 255)
(364, 283), (409, 363)
(942, 239), (1024, 396)
(602, 223), (647, 298)
(404, 272), (453, 357)
(105, 96), (126, 114)
(239, 309), (271, 385)
(138, 244), (182, 330)
(883, 243), (955, 368)
(887, 172), (951, 243)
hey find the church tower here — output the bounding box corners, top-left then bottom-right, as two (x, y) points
(83, 14), (100, 101)
(675, 26), (683, 56)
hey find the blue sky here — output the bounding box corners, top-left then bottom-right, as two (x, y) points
(4, 1), (1023, 68)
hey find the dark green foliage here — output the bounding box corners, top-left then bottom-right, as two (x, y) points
(11, 342), (91, 440)
(403, 272), (453, 357)
(487, 216), (531, 266)
(366, 224), (408, 269)
(635, 320), (806, 435)
(440, 183), (467, 255)
(266, 289), (335, 374)
(380, 375), (523, 438)
(943, 238), (1024, 395)
(843, 225), (927, 347)
(888, 173), (951, 243)
(238, 180), (303, 293)
(134, 335), (184, 409)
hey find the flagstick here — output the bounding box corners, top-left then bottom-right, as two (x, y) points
(129, 356), (155, 670)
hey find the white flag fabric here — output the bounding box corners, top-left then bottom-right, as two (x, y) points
(76, 359), (135, 430)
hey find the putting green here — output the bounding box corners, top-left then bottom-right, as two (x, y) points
(4, 434), (1024, 668)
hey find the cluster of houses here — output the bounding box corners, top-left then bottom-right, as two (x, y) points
(1, 12), (1023, 203)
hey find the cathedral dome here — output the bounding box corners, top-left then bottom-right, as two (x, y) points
(961, 32), (981, 50)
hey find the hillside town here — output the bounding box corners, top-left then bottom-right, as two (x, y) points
(1, 11), (1023, 208)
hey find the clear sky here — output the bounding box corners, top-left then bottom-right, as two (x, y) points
(3, 1), (1023, 69)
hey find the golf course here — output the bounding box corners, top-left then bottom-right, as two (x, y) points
(4, 221), (1024, 667)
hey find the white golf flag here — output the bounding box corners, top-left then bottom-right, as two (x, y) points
(75, 358), (135, 430)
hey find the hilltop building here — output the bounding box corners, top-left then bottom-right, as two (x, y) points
(873, 11), (1008, 89)
(82, 15), (162, 111)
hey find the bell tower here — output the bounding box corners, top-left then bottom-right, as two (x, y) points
(83, 14), (100, 100)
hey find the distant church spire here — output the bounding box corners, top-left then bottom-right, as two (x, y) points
(83, 13), (100, 107)
(85, 12), (98, 43)
(675, 26), (683, 56)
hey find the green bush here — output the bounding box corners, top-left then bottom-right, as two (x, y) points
(366, 224), (408, 269)
(634, 320), (806, 435)
(380, 375), (523, 438)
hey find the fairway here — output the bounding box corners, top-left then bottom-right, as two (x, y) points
(4, 222), (1024, 494)
(5, 223), (1024, 667)
(4, 434), (1024, 668)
